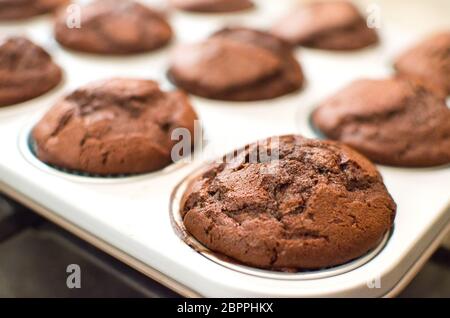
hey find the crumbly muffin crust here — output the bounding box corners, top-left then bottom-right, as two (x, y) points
(181, 135), (396, 270)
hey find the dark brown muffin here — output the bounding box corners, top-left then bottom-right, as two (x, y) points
(394, 32), (450, 98)
(169, 0), (254, 13)
(312, 78), (450, 167)
(0, 36), (62, 107)
(54, 0), (172, 55)
(181, 135), (396, 270)
(0, 0), (68, 20)
(271, 1), (378, 50)
(168, 27), (304, 101)
(32, 78), (198, 175)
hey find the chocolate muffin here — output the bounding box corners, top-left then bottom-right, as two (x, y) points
(0, 36), (62, 107)
(394, 32), (450, 98)
(312, 78), (450, 167)
(169, 0), (254, 13)
(181, 135), (396, 270)
(271, 1), (378, 50)
(32, 78), (198, 175)
(54, 0), (172, 55)
(168, 27), (304, 101)
(0, 0), (68, 20)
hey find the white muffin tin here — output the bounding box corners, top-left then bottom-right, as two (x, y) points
(0, 0), (449, 297)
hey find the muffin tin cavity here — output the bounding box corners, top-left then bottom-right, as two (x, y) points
(306, 107), (326, 139)
(170, 166), (392, 280)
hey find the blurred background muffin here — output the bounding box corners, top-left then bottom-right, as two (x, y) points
(169, 0), (254, 13)
(54, 0), (172, 55)
(168, 27), (304, 101)
(0, 36), (62, 107)
(312, 77), (450, 167)
(0, 0), (68, 20)
(394, 32), (450, 98)
(271, 1), (378, 50)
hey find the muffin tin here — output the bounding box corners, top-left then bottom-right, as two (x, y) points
(0, 0), (449, 297)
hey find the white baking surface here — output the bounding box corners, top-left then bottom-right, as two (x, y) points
(0, 0), (449, 297)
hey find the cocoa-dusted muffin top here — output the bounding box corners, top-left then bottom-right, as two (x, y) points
(169, 0), (254, 13)
(271, 1), (378, 50)
(0, 0), (68, 20)
(168, 27), (304, 101)
(0, 36), (62, 107)
(32, 78), (198, 175)
(181, 135), (396, 270)
(394, 32), (450, 98)
(312, 78), (450, 167)
(54, 0), (172, 55)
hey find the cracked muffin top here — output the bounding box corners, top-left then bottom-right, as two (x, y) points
(181, 135), (396, 270)
(0, 36), (62, 107)
(168, 27), (304, 101)
(169, 0), (254, 13)
(54, 0), (172, 55)
(0, 0), (68, 20)
(32, 78), (198, 175)
(312, 77), (450, 167)
(394, 32), (450, 98)
(271, 1), (378, 50)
